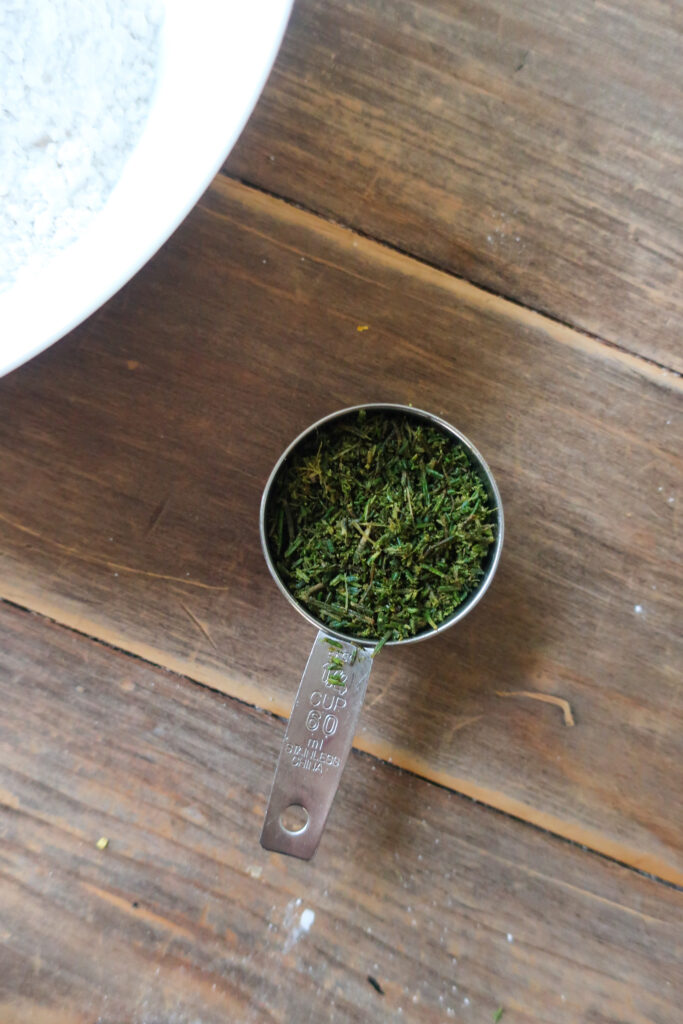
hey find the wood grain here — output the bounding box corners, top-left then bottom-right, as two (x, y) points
(0, 177), (681, 885)
(0, 602), (681, 1024)
(226, 0), (683, 370)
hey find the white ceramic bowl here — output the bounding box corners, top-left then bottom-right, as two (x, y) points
(0, 0), (293, 377)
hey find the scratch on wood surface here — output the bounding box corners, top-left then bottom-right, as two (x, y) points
(353, 167), (381, 220)
(144, 494), (171, 537)
(179, 602), (217, 650)
(443, 715), (485, 745)
(367, 677), (391, 708)
(496, 690), (575, 726)
(477, 848), (674, 925)
(0, 511), (229, 592)
(81, 882), (196, 940)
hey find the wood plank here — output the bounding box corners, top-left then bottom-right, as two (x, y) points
(226, 0), (683, 370)
(0, 177), (681, 885)
(0, 602), (681, 1024)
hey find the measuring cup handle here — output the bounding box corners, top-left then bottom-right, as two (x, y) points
(260, 631), (373, 859)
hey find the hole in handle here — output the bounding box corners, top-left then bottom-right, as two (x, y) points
(279, 804), (309, 835)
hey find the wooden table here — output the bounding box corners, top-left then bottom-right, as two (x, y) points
(1, 2), (681, 1021)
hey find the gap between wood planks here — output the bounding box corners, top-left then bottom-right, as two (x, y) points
(221, 172), (683, 385)
(3, 594), (681, 895)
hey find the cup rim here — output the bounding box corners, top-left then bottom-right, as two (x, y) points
(259, 403), (504, 647)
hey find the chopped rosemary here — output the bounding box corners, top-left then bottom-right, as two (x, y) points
(266, 410), (496, 644)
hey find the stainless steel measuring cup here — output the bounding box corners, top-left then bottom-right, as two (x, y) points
(259, 403), (504, 858)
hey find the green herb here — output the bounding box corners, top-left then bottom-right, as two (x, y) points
(372, 632), (392, 658)
(266, 410), (496, 643)
(493, 1009), (505, 1023)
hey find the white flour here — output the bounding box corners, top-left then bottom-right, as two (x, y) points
(0, 0), (163, 291)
